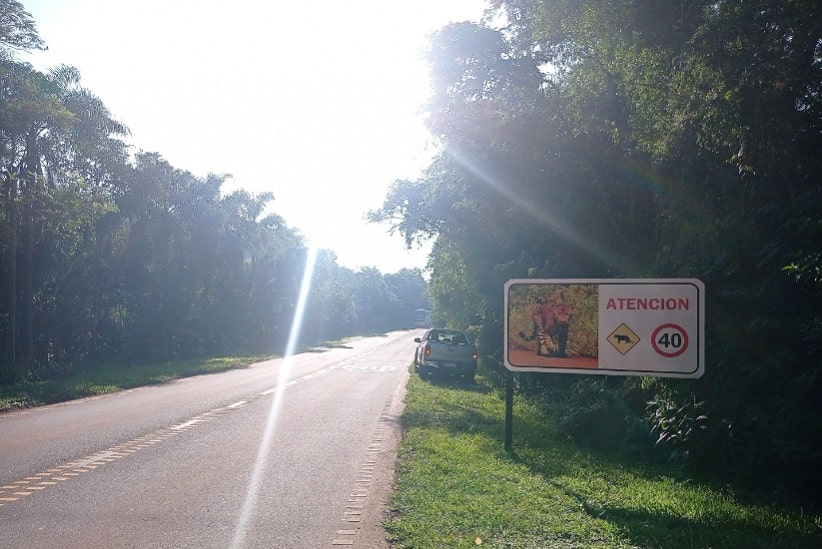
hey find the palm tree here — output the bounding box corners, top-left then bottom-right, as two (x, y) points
(1, 58), (128, 365)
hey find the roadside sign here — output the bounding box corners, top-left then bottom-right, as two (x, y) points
(504, 279), (705, 378)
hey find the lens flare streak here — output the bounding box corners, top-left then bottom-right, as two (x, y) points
(230, 247), (318, 549)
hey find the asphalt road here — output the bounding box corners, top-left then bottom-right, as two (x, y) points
(0, 330), (418, 548)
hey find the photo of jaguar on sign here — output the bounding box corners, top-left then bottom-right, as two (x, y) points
(504, 279), (705, 378)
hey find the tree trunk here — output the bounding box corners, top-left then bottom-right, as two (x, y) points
(5, 177), (17, 366)
(20, 128), (41, 365)
(22, 193), (33, 363)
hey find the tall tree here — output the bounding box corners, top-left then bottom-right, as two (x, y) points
(1, 60), (127, 365)
(372, 0), (822, 503)
(0, 0), (45, 55)
(1, 2), (45, 367)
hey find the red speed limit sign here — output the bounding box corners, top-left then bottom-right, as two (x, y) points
(651, 323), (689, 358)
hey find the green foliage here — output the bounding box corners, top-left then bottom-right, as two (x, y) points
(0, 1), (46, 53)
(0, 356), (262, 412)
(369, 0), (822, 507)
(558, 378), (631, 451)
(646, 392), (708, 465)
(388, 373), (822, 548)
(0, 10), (430, 379)
(426, 236), (484, 329)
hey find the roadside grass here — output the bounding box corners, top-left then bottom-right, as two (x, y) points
(387, 370), (822, 548)
(0, 332), (389, 413)
(0, 356), (267, 412)
(0, 335), (378, 413)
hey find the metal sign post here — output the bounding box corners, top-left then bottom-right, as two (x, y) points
(504, 369), (514, 452)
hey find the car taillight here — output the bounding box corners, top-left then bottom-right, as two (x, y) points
(424, 344), (431, 357)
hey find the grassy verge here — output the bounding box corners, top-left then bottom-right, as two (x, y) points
(0, 335), (371, 413)
(0, 356), (266, 413)
(387, 371), (822, 548)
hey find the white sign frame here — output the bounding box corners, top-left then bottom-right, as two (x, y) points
(504, 279), (705, 378)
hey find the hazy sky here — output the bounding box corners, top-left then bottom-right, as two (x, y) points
(21, 0), (487, 273)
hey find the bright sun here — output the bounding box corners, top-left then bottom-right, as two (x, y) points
(23, 0), (488, 272)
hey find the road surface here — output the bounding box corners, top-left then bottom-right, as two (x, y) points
(0, 331), (417, 548)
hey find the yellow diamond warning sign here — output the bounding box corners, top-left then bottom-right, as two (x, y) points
(607, 323), (640, 355)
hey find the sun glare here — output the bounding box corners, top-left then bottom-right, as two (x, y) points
(447, 145), (627, 272)
(230, 247), (318, 548)
(23, 0), (487, 273)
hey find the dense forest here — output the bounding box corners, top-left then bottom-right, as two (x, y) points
(0, 1), (428, 378)
(371, 0), (821, 507)
(3, 0), (821, 510)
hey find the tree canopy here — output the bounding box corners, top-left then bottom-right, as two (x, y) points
(0, 0), (45, 54)
(1, 4), (429, 377)
(372, 0), (821, 506)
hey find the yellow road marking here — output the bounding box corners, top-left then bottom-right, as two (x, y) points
(0, 404), (238, 512)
